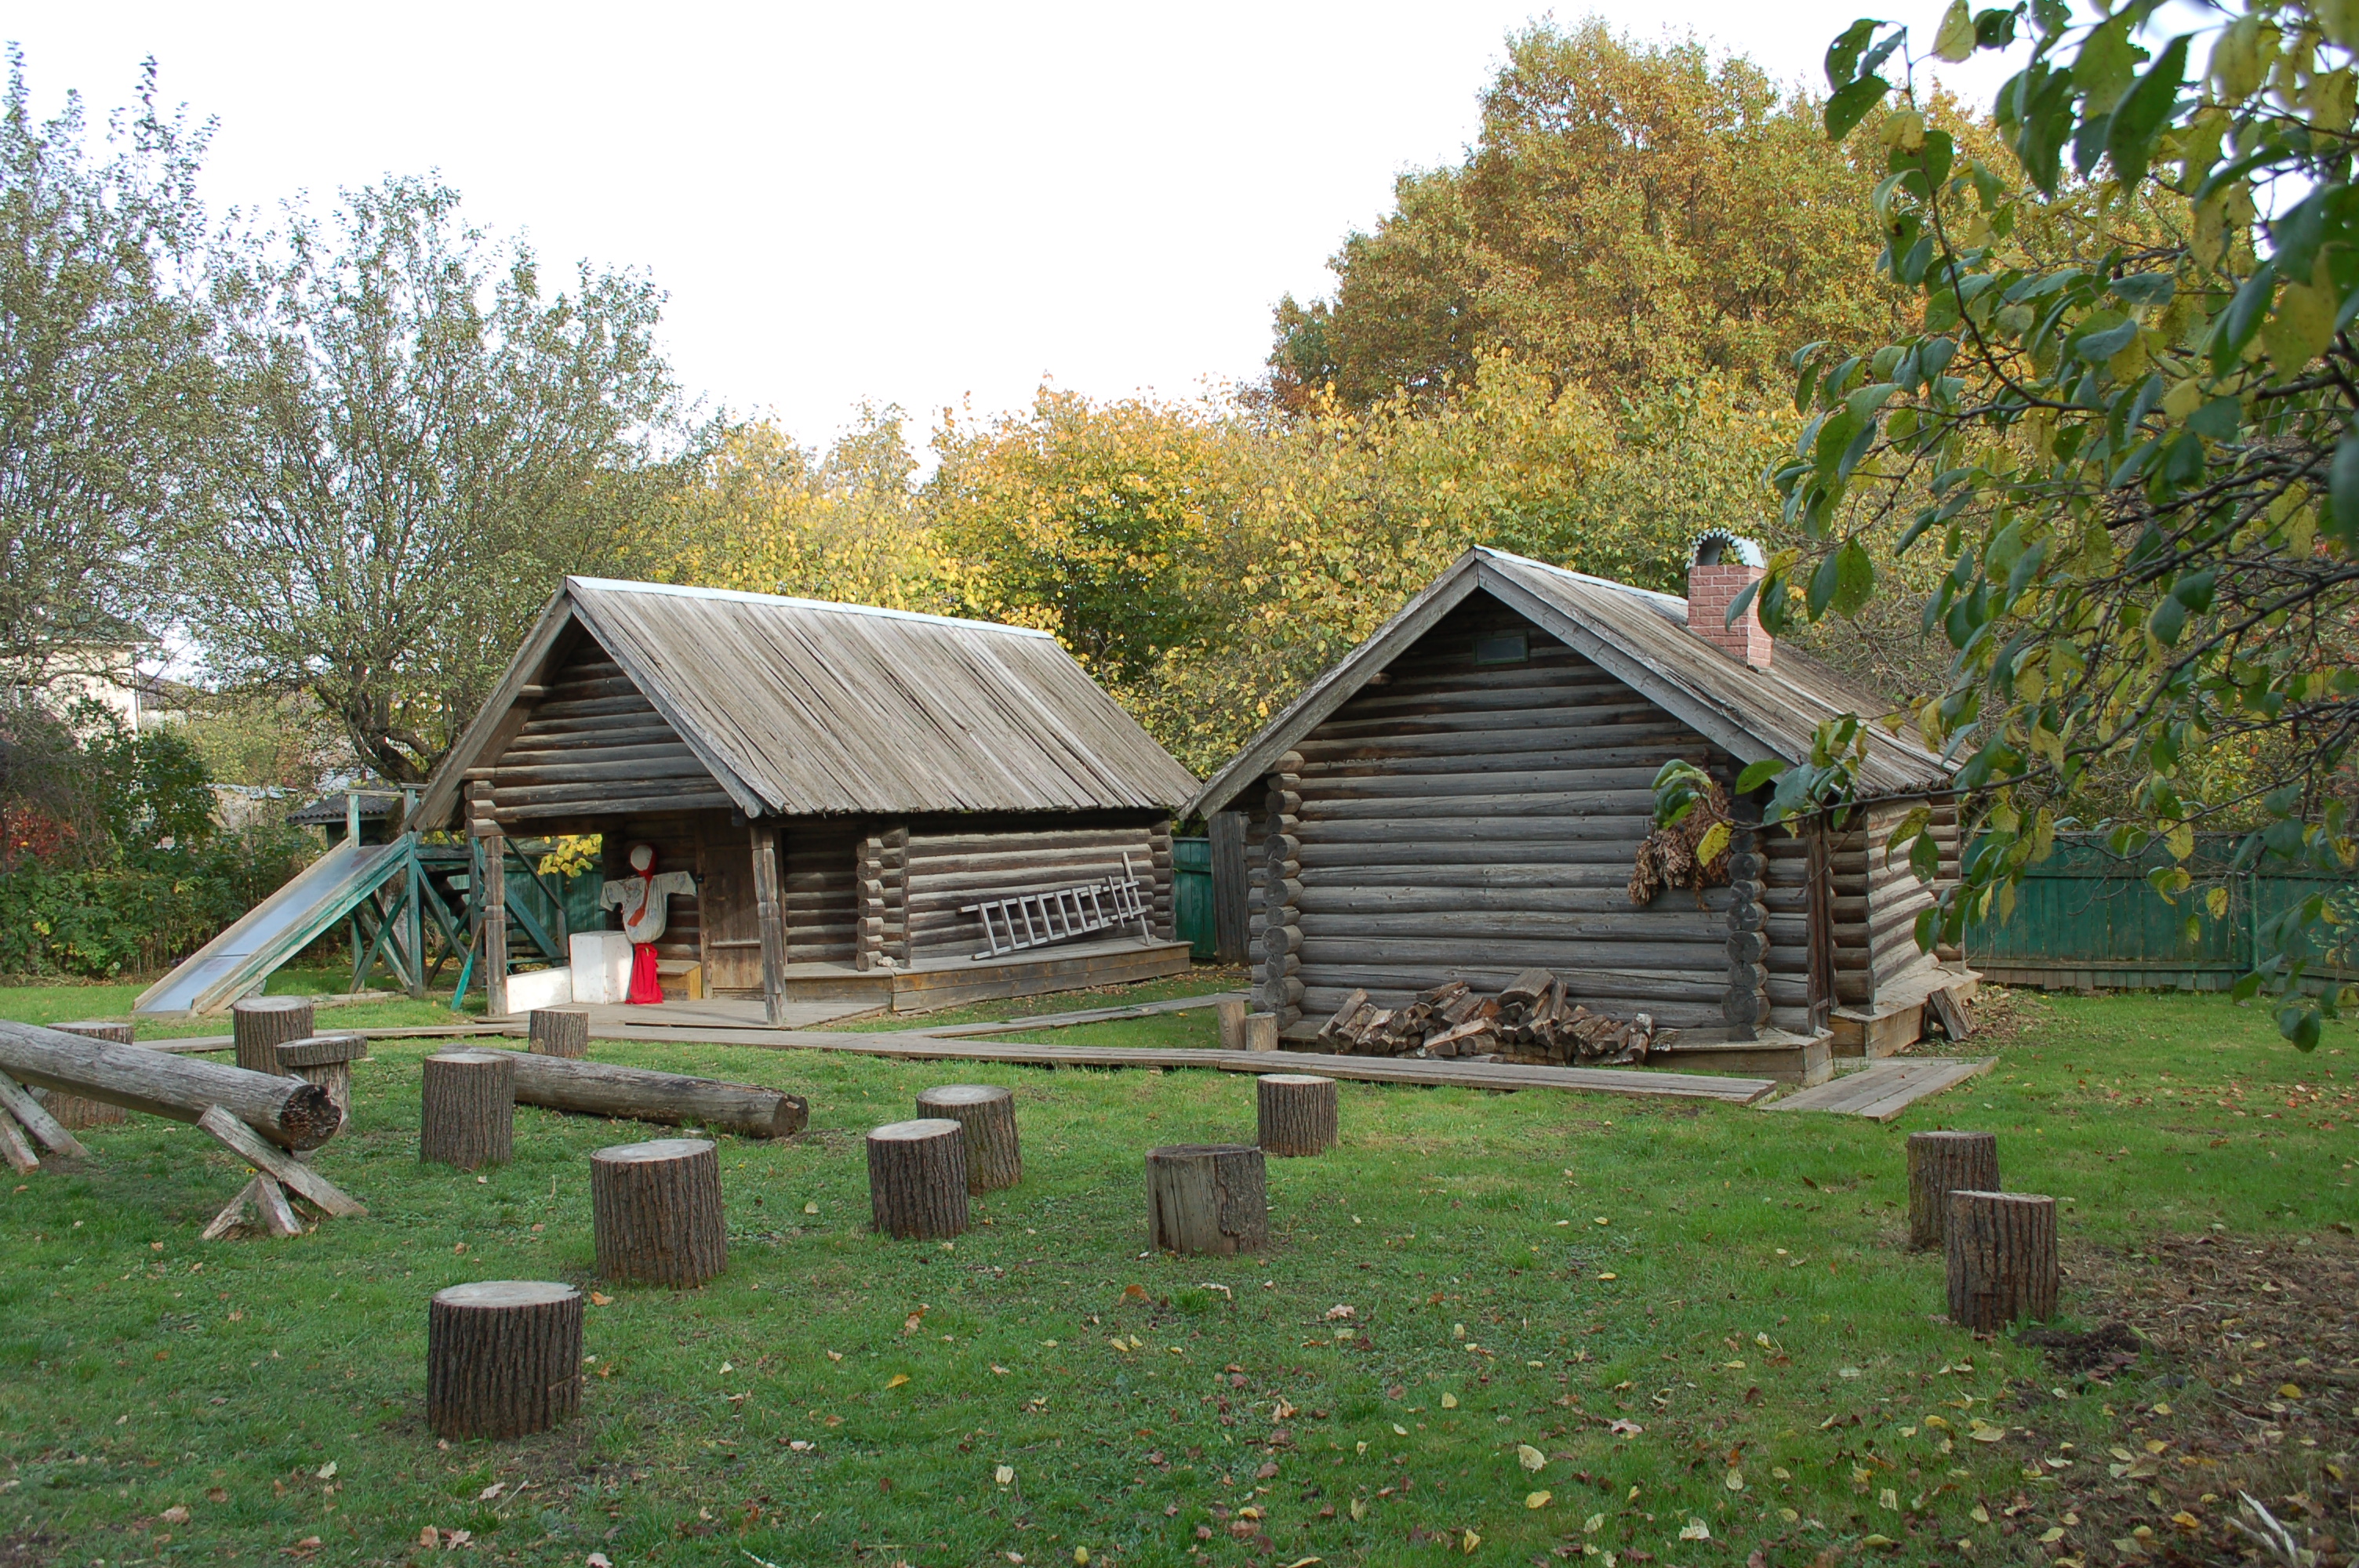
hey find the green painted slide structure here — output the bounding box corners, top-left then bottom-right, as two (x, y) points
(133, 837), (418, 1016)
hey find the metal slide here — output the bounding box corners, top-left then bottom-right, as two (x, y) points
(133, 838), (411, 1015)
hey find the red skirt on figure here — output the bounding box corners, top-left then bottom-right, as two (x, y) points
(627, 941), (663, 1004)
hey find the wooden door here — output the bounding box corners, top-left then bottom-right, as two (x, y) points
(698, 818), (765, 995)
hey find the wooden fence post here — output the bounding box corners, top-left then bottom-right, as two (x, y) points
(750, 822), (788, 1025)
(469, 782), (510, 1019)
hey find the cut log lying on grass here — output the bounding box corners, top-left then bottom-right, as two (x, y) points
(0, 1020), (340, 1151)
(476, 1048), (809, 1139)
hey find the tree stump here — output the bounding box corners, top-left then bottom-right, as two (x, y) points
(420, 1050), (514, 1171)
(529, 1007), (590, 1059)
(590, 1137), (727, 1285)
(1257, 1073), (1338, 1156)
(1907, 1130), (2000, 1250)
(232, 996), (314, 1076)
(914, 1085), (1020, 1192)
(1146, 1144), (1267, 1255)
(426, 1280), (583, 1440)
(42, 1022), (132, 1128)
(1241, 1012), (1279, 1053)
(273, 1034), (367, 1119)
(1945, 1191), (2059, 1331)
(1213, 998), (1248, 1051)
(867, 1119), (969, 1239)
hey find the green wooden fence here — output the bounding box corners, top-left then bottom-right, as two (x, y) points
(1963, 833), (2358, 991)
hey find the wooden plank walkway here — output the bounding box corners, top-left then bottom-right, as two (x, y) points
(132, 1022), (525, 1056)
(1762, 1056), (1994, 1120)
(916, 991), (1247, 1039)
(580, 1019), (1779, 1104)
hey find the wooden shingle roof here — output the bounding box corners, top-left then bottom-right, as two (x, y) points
(415, 579), (1198, 828)
(1188, 546), (1950, 817)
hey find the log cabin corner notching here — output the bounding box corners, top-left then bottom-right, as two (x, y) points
(1187, 546), (1968, 1053)
(410, 579), (1201, 1020)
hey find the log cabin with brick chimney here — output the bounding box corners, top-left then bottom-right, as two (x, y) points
(1187, 540), (1974, 1077)
(409, 579), (1201, 1022)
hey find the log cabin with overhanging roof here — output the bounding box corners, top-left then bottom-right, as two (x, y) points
(407, 578), (1201, 1020)
(1187, 539), (1977, 1077)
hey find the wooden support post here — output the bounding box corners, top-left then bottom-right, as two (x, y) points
(420, 1050), (514, 1171)
(0, 1115), (36, 1174)
(915, 1085), (1020, 1192)
(1146, 1144), (1267, 1255)
(1944, 1191), (2058, 1331)
(1262, 755), (1305, 1033)
(590, 1138), (727, 1286)
(1209, 811), (1250, 964)
(1148, 817), (1176, 941)
(867, 1119), (969, 1239)
(1256, 1074), (1338, 1157)
(33, 1022), (129, 1128)
(856, 833), (887, 971)
(750, 822), (788, 1025)
(528, 1007), (590, 1059)
(1213, 998), (1248, 1051)
(1907, 1130), (2000, 1251)
(201, 1174), (303, 1240)
(470, 782), (510, 1019)
(0, 1072), (89, 1160)
(232, 996), (314, 1076)
(882, 823), (910, 966)
(271, 1033), (366, 1120)
(427, 1281), (583, 1440)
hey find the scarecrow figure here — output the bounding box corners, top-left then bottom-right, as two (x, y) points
(599, 843), (697, 1004)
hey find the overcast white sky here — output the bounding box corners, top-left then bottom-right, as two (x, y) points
(11, 1), (2010, 453)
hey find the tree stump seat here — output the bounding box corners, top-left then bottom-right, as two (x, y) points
(1945, 1190), (2059, 1330)
(867, 1119), (969, 1239)
(1146, 1143), (1267, 1255)
(426, 1280), (583, 1439)
(1907, 1129), (1999, 1250)
(1256, 1074), (1338, 1156)
(528, 1007), (590, 1059)
(420, 1050), (514, 1170)
(232, 996), (314, 1076)
(41, 1022), (133, 1128)
(914, 1085), (1020, 1192)
(590, 1137), (726, 1286)
(273, 1033), (367, 1118)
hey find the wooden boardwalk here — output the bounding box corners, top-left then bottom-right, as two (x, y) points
(1761, 1055), (1994, 1120)
(580, 1019), (1779, 1103)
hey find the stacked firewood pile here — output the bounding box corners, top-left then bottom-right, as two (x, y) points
(1314, 970), (1663, 1065)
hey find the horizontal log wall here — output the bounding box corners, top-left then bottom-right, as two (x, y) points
(903, 819), (1168, 962)
(485, 637), (731, 822)
(785, 822), (862, 964)
(1819, 798), (1960, 1007)
(1268, 595), (1792, 1035)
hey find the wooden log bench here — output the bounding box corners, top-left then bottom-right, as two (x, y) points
(420, 1050), (514, 1171)
(1146, 1144), (1267, 1255)
(867, 1120), (969, 1239)
(590, 1137), (727, 1286)
(427, 1281), (583, 1439)
(914, 1085), (1020, 1192)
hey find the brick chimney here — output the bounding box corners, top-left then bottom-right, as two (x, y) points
(1687, 532), (1772, 670)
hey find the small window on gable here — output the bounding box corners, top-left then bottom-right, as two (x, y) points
(1471, 629), (1528, 666)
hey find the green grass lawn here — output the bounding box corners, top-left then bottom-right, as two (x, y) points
(0, 988), (2352, 1567)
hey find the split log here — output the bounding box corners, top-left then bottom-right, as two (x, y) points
(477, 1049), (807, 1139)
(1241, 1012), (1279, 1053)
(198, 1105), (367, 1218)
(232, 996), (314, 1076)
(1215, 998), (1249, 1051)
(273, 1034), (366, 1119)
(420, 1051), (514, 1171)
(41, 1023), (131, 1127)
(1256, 1075), (1338, 1157)
(202, 1174), (303, 1240)
(0, 1020), (340, 1150)
(591, 1137), (726, 1286)
(867, 1119), (969, 1240)
(426, 1281), (583, 1440)
(0, 1115), (35, 1174)
(529, 1007), (590, 1059)
(1907, 1131), (2000, 1251)
(1944, 1191), (2058, 1331)
(1147, 1144), (1267, 1255)
(914, 1085), (1021, 1192)
(1927, 986), (1974, 1040)
(0, 1073), (88, 1160)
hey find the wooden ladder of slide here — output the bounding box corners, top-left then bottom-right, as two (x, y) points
(961, 854), (1152, 960)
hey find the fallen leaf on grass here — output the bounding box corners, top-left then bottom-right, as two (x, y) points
(1518, 1444), (1545, 1471)
(1440, 1392), (1457, 1409)
(1526, 1490), (1552, 1509)
(475, 1481), (503, 1501)
(2039, 1527), (2066, 1543)
(587, 1555), (610, 1568)
(1724, 1468), (1744, 1491)
(160, 1506), (189, 1524)
(996, 1465), (1015, 1485)
(1608, 1419), (1642, 1438)
(314, 1462), (336, 1481)
(1679, 1519), (1710, 1541)
(1461, 1530), (1480, 1553)
(589, 1292), (612, 1307)
(1256, 1461), (1280, 1480)
(1392, 1423), (1408, 1436)
(1325, 1304), (1354, 1319)
(885, 1373), (910, 1388)
(1349, 1498), (1367, 1521)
